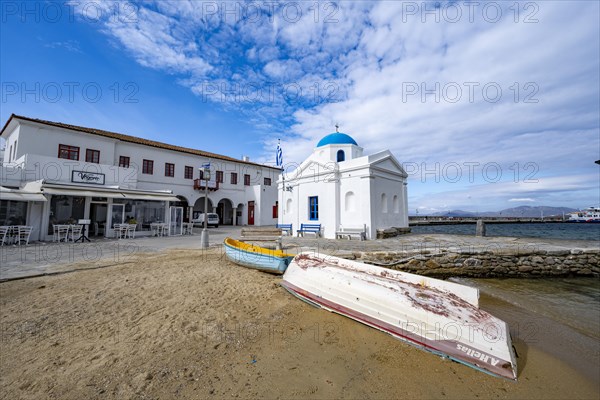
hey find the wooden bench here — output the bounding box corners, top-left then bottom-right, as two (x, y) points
(276, 223), (293, 236)
(297, 223), (322, 238)
(240, 227), (283, 250)
(336, 224), (367, 241)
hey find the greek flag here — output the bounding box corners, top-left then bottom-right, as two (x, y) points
(276, 140), (283, 169)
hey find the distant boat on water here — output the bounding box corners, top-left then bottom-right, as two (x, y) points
(567, 207), (600, 223)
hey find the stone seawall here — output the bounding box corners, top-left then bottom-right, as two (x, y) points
(348, 249), (600, 278)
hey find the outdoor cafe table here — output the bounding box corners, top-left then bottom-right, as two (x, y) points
(73, 221), (91, 243)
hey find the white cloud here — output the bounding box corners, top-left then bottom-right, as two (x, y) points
(71, 0), (600, 209)
(408, 173), (599, 211)
(44, 40), (82, 53)
(263, 59), (302, 79)
(509, 198), (535, 202)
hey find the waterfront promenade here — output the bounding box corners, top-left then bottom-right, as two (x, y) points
(1, 226), (598, 281)
(409, 216), (568, 225)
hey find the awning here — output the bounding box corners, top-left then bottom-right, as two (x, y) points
(41, 186), (179, 202)
(121, 193), (180, 202)
(0, 187), (47, 202)
(42, 187), (126, 198)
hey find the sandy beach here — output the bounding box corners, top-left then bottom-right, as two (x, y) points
(1, 248), (599, 400)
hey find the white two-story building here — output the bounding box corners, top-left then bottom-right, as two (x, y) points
(0, 114), (280, 241)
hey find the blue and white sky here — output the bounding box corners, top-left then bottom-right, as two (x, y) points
(1, 1), (599, 213)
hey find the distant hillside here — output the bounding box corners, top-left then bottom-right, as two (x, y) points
(429, 206), (577, 218)
(432, 210), (478, 217)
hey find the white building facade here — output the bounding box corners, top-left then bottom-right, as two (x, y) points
(0, 115), (280, 241)
(277, 132), (408, 239)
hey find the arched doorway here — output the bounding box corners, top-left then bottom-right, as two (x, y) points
(193, 197), (214, 219)
(217, 198), (234, 225)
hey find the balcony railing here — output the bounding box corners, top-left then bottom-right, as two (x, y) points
(193, 179), (219, 191)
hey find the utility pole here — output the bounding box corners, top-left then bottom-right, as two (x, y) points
(200, 163), (211, 249)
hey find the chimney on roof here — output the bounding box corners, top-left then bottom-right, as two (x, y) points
(242, 156), (250, 162)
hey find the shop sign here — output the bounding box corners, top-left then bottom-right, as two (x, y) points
(71, 170), (105, 185)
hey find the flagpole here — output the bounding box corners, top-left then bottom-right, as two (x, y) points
(277, 139), (284, 226)
(279, 139), (285, 185)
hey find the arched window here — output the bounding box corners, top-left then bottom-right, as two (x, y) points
(381, 193), (388, 213)
(345, 191), (355, 212)
(286, 198), (293, 213)
(393, 195), (400, 213)
(336, 150), (345, 162)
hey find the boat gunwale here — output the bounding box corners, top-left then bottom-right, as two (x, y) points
(292, 251), (480, 307)
(224, 237), (294, 259)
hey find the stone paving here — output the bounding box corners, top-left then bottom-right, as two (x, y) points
(1, 226), (598, 281)
(0, 226), (236, 281)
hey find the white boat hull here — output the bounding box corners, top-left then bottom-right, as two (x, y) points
(281, 252), (517, 380)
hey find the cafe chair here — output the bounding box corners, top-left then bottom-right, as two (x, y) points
(126, 224), (137, 239)
(17, 226), (33, 245)
(0, 226), (8, 246)
(52, 224), (60, 242)
(70, 225), (83, 242)
(57, 225), (70, 242)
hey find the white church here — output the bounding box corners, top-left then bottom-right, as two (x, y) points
(277, 130), (409, 239)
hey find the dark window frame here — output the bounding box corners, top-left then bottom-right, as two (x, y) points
(309, 196), (319, 221)
(216, 171), (224, 183)
(58, 144), (80, 161)
(184, 166), (194, 179)
(119, 156), (130, 168)
(142, 159), (154, 175)
(264, 177), (272, 186)
(86, 149), (100, 164)
(231, 172), (238, 185)
(165, 163), (175, 177)
(244, 174), (251, 186)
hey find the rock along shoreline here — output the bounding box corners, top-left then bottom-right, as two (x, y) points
(346, 248), (600, 278)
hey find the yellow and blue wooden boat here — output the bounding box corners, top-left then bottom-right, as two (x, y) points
(223, 237), (294, 274)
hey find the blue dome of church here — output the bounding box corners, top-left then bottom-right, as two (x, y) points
(316, 132), (358, 147)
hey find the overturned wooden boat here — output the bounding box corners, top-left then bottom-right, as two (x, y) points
(281, 252), (517, 380)
(223, 237), (294, 274)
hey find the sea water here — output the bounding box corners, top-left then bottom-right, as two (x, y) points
(410, 222), (600, 241)
(455, 277), (600, 383)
